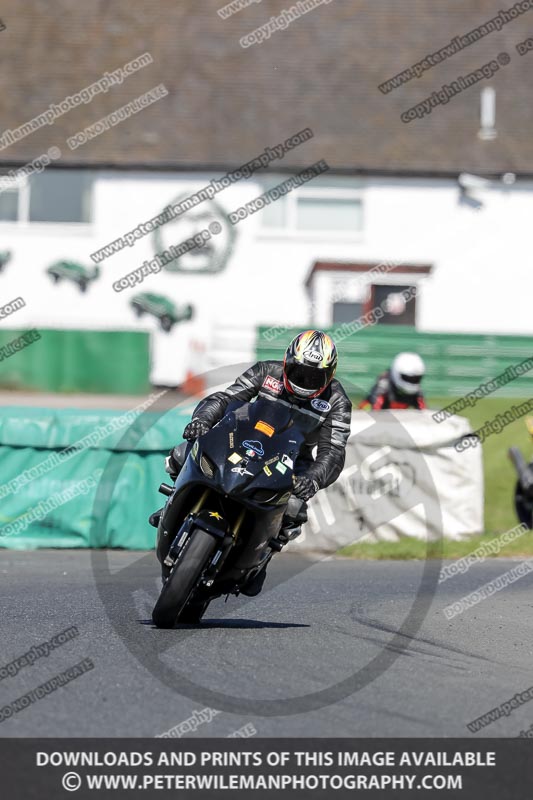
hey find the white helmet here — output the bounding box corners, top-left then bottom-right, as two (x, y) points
(390, 352), (425, 395)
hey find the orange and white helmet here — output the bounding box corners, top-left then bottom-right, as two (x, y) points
(283, 330), (338, 399)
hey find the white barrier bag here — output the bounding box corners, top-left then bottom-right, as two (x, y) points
(289, 409), (483, 553)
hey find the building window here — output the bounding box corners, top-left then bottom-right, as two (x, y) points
(0, 170), (93, 224)
(332, 300), (364, 324)
(296, 197), (363, 232)
(260, 178), (363, 235)
(0, 189), (19, 222)
(29, 171), (92, 222)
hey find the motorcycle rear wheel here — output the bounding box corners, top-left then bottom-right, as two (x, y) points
(152, 529), (217, 628)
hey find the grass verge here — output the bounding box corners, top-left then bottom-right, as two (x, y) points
(429, 395), (531, 535)
(339, 528), (533, 560)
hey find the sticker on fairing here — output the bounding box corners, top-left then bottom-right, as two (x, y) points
(228, 452), (242, 464)
(311, 398), (331, 412)
(281, 454), (293, 469)
(263, 465), (272, 477)
(242, 439), (264, 456)
(231, 465), (253, 476)
(276, 461), (287, 475)
(255, 420), (275, 437)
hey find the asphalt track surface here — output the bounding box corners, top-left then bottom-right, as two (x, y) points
(1, 550), (533, 738)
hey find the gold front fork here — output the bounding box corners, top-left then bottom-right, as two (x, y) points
(232, 508), (246, 542)
(191, 488), (245, 543)
(190, 488), (210, 514)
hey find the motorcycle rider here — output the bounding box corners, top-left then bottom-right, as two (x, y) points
(151, 330), (352, 596)
(509, 417), (533, 529)
(358, 352), (427, 410)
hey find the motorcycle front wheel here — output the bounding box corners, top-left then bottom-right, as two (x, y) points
(152, 528), (217, 628)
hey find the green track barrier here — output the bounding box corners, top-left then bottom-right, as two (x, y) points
(257, 326), (533, 398)
(0, 329), (150, 394)
(0, 405), (191, 550)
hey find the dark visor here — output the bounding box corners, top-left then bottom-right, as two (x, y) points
(400, 373), (423, 384)
(285, 362), (328, 392)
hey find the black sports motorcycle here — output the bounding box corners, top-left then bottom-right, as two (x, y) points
(152, 397), (307, 628)
(509, 445), (533, 529)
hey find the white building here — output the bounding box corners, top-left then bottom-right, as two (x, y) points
(0, 165), (530, 385)
(0, 1), (531, 389)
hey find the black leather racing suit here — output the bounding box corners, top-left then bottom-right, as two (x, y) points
(191, 360), (352, 490)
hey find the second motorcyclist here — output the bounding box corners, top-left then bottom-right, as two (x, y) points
(358, 351), (427, 410)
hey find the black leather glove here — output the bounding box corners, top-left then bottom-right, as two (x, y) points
(292, 475), (319, 502)
(182, 419), (211, 441)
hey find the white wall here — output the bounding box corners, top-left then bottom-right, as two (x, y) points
(0, 170), (530, 386)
